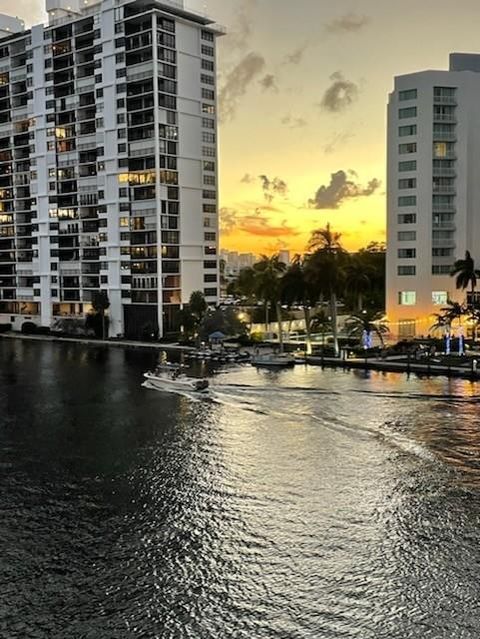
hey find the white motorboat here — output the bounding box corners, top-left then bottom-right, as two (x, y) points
(143, 368), (209, 394)
(251, 353), (296, 368)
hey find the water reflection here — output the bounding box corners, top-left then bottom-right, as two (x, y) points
(2, 340), (480, 637)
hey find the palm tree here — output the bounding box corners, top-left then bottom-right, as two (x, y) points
(344, 253), (372, 312)
(451, 250), (480, 298)
(305, 223), (346, 357)
(253, 255), (287, 351)
(310, 309), (332, 352)
(345, 310), (389, 348)
(281, 256), (318, 355)
(92, 290), (110, 340)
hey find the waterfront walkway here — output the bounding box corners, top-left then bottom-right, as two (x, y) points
(2, 333), (479, 380)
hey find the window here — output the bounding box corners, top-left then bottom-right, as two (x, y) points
(202, 132), (216, 143)
(399, 125), (417, 137)
(399, 143), (417, 154)
(203, 161), (215, 172)
(398, 196), (416, 206)
(432, 264), (452, 275)
(202, 88), (215, 101)
(120, 217), (129, 227)
(398, 248), (416, 258)
(204, 274), (217, 283)
(202, 59), (214, 71)
(204, 175), (216, 185)
(434, 142), (455, 158)
(398, 178), (416, 189)
(432, 230), (454, 240)
(432, 291), (448, 305)
(399, 160), (417, 172)
(202, 146), (216, 157)
(201, 45), (214, 57)
(399, 107), (417, 119)
(398, 320), (416, 338)
(432, 247), (454, 257)
(433, 123), (455, 136)
(434, 86), (456, 98)
(202, 30), (214, 42)
(203, 190), (216, 200)
(202, 118), (215, 129)
(398, 265), (416, 276)
(398, 291), (416, 305)
(202, 103), (215, 115)
(398, 231), (416, 241)
(204, 288), (217, 297)
(399, 89), (417, 101)
(398, 213), (416, 224)
(204, 260), (216, 269)
(204, 232), (216, 241)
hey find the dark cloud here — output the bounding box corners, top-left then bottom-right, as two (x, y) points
(319, 71), (359, 113)
(225, 0), (258, 51)
(259, 175), (288, 203)
(259, 74), (278, 92)
(308, 170), (381, 209)
(281, 114), (308, 129)
(284, 44), (308, 65)
(240, 173), (256, 184)
(219, 52), (266, 122)
(220, 207), (298, 238)
(325, 13), (370, 34)
(323, 131), (355, 154)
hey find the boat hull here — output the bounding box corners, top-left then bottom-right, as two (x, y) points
(143, 373), (209, 393)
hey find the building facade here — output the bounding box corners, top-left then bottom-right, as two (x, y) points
(387, 53), (480, 339)
(0, 0), (222, 338)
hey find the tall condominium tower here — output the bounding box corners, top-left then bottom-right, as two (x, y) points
(387, 53), (480, 340)
(0, 0), (222, 338)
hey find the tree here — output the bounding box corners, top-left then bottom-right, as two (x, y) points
(305, 223), (346, 357)
(343, 254), (372, 312)
(281, 256), (318, 355)
(430, 300), (465, 333)
(252, 255), (287, 351)
(92, 291), (110, 340)
(310, 309), (332, 351)
(178, 291), (208, 342)
(345, 310), (389, 348)
(451, 250), (480, 297)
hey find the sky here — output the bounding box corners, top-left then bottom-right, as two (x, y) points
(7, 0), (480, 255)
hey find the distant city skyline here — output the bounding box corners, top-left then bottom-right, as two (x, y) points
(9, 0), (480, 254)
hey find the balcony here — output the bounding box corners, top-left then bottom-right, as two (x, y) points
(433, 132), (456, 142)
(433, 113), (456, 123)
(432, 203), (456, 213)
(433, 167), (456, 177)
(432, 185), (456, 194)
(433, 95), (457, 105)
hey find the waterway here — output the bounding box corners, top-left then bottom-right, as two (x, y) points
(2, 339), (480, 638)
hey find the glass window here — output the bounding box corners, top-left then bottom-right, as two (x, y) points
(398, 248), (416, 258)
(432, 291), (448, 305)
(399, 160), (417, 172)
(398, 231), (416, 241)
(398, 265), (416, 276)
(399, 89), (417, 101)
(398, 291), (416, 305)
(399, 125), (417, 137)
(398, 196), (416, 206)
(399, 143), (417, 154)
(398, 178), (416, 189)
(399, 107), (417, 119)
(398, 213), (416, 224)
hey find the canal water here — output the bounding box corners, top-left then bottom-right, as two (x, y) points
(2, 339), (480, 638)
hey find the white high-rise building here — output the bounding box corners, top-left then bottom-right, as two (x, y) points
(387, 53), (480, 340)
(0, 0), (223, 338)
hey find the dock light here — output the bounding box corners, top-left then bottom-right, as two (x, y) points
(459, 328), (465, 356)
(445, 331), (451, 355)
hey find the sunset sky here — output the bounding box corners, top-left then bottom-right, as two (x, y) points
(8, 0), (480, 254)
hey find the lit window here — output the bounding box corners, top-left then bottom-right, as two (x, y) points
(434, 142), (447, 158)
(432, 291), (448, 305)
(398, 291), (416, 306)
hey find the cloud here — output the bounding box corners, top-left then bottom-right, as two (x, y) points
(319, 72), (359, 113)
(220, 207), (299, 238)
(225, 0), (258, 51)
(308, 170), (381, 209)
(219, 52), (266, 122)
(284, 44), (308, 65)
(323, 131), (355, 154)
(240, 173), (256, 184)
(259, 175), (288, 203)
(281, 114), (308, 129)
(259, 74), (278, 92)
(325, 13), (370, 34)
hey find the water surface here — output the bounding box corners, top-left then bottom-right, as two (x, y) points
(2, 339), (480, 638)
